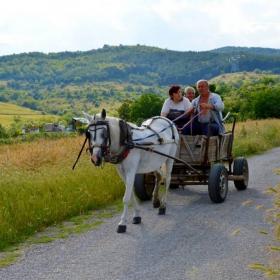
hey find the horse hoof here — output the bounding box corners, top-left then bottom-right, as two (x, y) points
(133, 217), (141, 224)
(117, 225), (127, 233)
(153, 201), (160, 208)
(158, 207), (166, 215)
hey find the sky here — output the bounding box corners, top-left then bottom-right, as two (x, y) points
(1, 0), (280, 56)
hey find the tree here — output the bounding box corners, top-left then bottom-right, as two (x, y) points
(253, 88), (280, 119)
(261, 76), (275, 86)
(129, 94), (164, 124)
(117, 99), (134, 121)
(0, 124), (9, 139)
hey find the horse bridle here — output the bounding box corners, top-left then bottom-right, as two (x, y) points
(72, 120), (111, 170)
(86, 121), (111, 156)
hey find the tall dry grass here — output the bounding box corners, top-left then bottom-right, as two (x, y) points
(0, 136), (124, 250)
(0, 118), (280, 250)
(227, 118), (280, 157)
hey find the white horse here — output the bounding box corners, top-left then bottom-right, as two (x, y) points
(83, 109), (179, 233)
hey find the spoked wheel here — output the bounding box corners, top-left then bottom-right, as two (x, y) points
(134, 173), (155, 201)
(233, 157), (249, 190)
(208, 164), (228, 203)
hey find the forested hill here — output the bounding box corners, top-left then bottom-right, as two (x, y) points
(1, 45), (280, 88)
(210, 46), (280, 55)
(0, 45), (280, 117)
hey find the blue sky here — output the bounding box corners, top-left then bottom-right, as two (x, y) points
(1, 0), (280, 56)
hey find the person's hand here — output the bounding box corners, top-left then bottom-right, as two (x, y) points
(200, 103), (208, 109)
(200, 103), (214, 110)
(191, 106), (196, 113)
(186, 106), (196, 116)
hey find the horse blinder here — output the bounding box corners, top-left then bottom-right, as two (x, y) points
(86, 121), (111, 157)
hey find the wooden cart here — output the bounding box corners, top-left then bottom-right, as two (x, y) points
(134, 118), (249, 203)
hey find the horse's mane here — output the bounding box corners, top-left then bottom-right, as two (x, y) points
(105, 115), (119, 127)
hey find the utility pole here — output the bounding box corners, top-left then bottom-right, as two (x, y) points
(226, 54), (245, 73)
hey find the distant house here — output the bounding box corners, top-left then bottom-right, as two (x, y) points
(68, 118), (88, 131)
(44, 123), (65, 132)
(22, 127), (40, 134)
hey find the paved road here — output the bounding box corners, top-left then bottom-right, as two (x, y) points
(1, 148), (280, 280)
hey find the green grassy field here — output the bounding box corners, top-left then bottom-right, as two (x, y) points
(0, 102), (59, 126)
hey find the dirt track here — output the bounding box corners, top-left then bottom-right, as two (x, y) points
(0, 147), (279, 280)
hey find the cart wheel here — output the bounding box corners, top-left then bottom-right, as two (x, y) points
(134, 173), (155, 201)
(208, 164), (228, 203)
(233, 157), (249, 190)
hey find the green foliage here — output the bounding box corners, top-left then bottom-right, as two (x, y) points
(117, 99), (134, 121)
(0, 124), (9, 138)
(253, 88), (280, 119)
(129, 93), (164, 124)
(261, 76), (276, 85)
(238, 87), (280, 120)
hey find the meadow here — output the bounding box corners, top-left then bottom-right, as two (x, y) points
(0, 118), (280, 252)
(0, 102), (58, 127)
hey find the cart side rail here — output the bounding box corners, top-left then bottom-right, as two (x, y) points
(177, 132), (233, 164)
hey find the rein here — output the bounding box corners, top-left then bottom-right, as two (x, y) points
(72, 137), (87, 170)
(173, 109), (205, 131)
(133, 145), (203, 176)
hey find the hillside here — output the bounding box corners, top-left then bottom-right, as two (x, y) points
(0, 101), (43, 115)
(0, 45), (280, 117)
(210, 46), (280, 55)
(1, 45), (280, 87)
(0, 102), (58, 127)
(209, 71), (280, 85)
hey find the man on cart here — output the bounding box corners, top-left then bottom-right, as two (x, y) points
(184, 79), (226, 136)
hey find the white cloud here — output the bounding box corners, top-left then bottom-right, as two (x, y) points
(0, 0), (279, 56)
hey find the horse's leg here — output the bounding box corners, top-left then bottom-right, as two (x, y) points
(152, 168), (162, 209)
(131, 191), (141, 225)
(115, 166), (129, 233)
(116, 165), (140, 233)
(158, 158), (174, 215)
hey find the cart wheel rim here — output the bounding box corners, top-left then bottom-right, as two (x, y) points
(219, 173), (227, 198)
(243, 163), (249, 185)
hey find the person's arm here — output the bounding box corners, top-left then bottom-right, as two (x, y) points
(184, 98), (197, 116)
(200, 94), (224, 111)
(161, 99), (170, 117)
(183, 98), (193, 117)
(211, 94), (224, 112)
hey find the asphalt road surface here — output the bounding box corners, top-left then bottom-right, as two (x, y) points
(1, 147), (280, 280)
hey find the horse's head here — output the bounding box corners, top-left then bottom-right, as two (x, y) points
(83, 109), (111, 166)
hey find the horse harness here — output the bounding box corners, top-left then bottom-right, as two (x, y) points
(72, 117), (177, 169)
